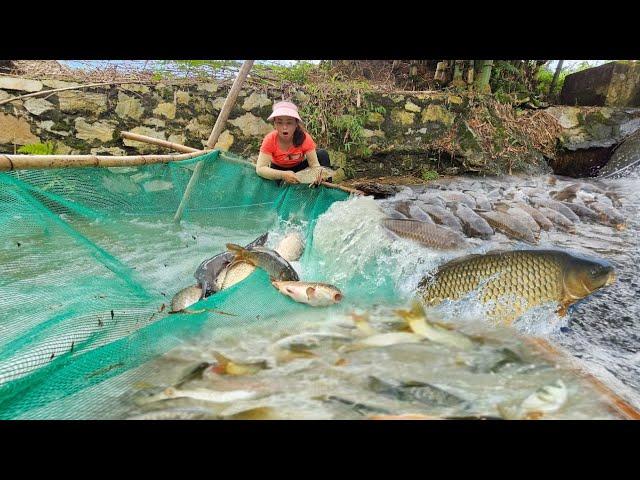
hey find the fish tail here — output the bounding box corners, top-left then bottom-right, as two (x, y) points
(211, 351), (232, 367)
(226, 243), (257, 268)
(226, 243), (247, 257)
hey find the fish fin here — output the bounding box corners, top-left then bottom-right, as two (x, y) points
(556, 303), (570, 317)
(211, 351), (232, 368)
(246, 232), (268, 248)
(306, 286), (317, 298)
(225, 243), (248, 260)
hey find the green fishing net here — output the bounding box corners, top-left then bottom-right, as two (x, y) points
(0, 151), (348, 419)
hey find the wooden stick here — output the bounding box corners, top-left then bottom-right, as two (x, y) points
(319, 181), (364, 195)
(173, 60), (255, 224)
(119, 131), (364, 195)
(0, 80), (148, 106)
(0, 150), (212, 171)
(121, 131), (200, 153)
(524, 337), (640, 420)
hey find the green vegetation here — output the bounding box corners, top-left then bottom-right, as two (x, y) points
(421, 168), (439, 181)
(153, 60), (241, 79)
(17, 142), (57, 155)
(254, 61), (317, 84)
(536, 61), (593, 97)
(296, 75), (384, 157)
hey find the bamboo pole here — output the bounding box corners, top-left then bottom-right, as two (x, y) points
(120, 131), (364, 196)
(0, 80), (148, 107)
(173, 60), (255, 224)
(524, 337), (640, 420)
(0, 150), (212, 172)
(121, 131), (200, 153)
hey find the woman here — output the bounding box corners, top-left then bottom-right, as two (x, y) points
(256, 101), (332, 184)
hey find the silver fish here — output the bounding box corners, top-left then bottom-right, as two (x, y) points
(170, 285), (204, 313)
(588, 202), (626, 229)
(512, 202), (554, 231)
(225, 244), (299, 282)
(417, 204), (464, 233)
(493, 203), (541, 237)
(466, 191), (492, 211)
(477, 210), (537, 244)
(408, 204), (435, 223)
(440, 191), (476, 208)
(550, 183), (582, 202)
(294, 166), (335, 184)
(416, 194), (446, 208)
(561, 201), (600, 222)
(272, 281), (343, 307)
(538, 207), (576, 233)
(529, 196), (580, 223)
(194, 232), (268, 296)
(382, 218), (469, 250)
(452, 203), (494, 239)
(368, 376), (467, 408)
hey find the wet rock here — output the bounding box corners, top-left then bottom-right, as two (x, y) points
(24, 98), (55, 116)
(0, 76), (42, 92)
(0, 113), (39, 144)
(404, 101), (421, 113)
(228, 113), (272, 137)
(38, 120), (70, 137)
(421, 104), (454, 126)
(57, 91), (108, 114)
(391, 109), (415, 126)
(115, 92), (144, 120)
(598, 129), (640, 178)
(197, 83), (218, 93)
(242, 92), (271, 111)
(175, 91), (191, 105)
(74, 118), (116, 142)
(123, 126), (166, 152)
(153, 102), (176, 119)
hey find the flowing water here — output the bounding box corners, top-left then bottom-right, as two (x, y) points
(84, 174), (637, 420)
(11, 173), (638, 420)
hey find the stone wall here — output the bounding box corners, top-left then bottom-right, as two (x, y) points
(2, 74), (638, 180)
(560, 61), (640, 107)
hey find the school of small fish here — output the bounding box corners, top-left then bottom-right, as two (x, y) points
(123, 300), (619, 420)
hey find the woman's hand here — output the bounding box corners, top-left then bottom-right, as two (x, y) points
(281, 171), (300, 184)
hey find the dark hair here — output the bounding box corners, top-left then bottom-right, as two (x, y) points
(292, 124), (306, 147)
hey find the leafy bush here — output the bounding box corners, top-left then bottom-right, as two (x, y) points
(17, 142), (57, 155)
(421, 169), (439, 181)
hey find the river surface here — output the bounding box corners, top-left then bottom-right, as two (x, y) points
(9, 173), (638, 420)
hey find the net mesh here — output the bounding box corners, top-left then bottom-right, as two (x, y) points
(0, 151), (347, 419)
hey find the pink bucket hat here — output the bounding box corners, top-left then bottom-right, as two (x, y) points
(268, 101), (302, 122)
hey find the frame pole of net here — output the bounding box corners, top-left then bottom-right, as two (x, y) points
(172, 60), (255, 224)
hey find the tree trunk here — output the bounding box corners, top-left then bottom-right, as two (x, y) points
(474, 60), (493, 93)
(452, 60), (466, 87)
(549, 60), (564, 98)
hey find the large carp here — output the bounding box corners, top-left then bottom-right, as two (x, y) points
(418, 249), (616, 324)
(382, 218), (468, 250)
(225, 244), (299, 282)
(194, 232), (268, 296)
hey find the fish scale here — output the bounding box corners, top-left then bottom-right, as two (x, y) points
(419, 251), (572, 324)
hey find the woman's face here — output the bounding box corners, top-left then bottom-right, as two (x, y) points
(273, 116), (298, 141)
